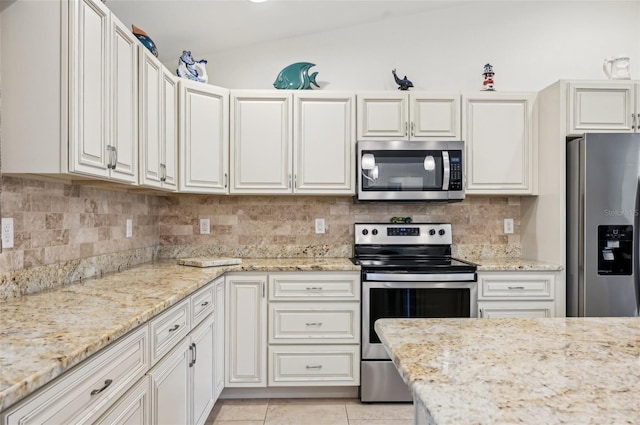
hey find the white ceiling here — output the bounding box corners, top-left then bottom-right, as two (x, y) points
(106, 0), (459, 63)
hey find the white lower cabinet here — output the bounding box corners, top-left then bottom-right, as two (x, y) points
(477, 271), (557, 318)
(225, 274), (268, 387)
(214, 278), (226, 399)
(1, 326), (149, 425)
(149, 312), (215, 425)
(225, 271), (361, 391)
(94, 376), (151, 425)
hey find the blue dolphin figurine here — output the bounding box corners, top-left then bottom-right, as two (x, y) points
(274, 62), (320, 90)
(392, 69), (413, 91)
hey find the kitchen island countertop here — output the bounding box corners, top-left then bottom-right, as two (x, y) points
(0, 258), (358, 412)
(375, 317), (640, 425)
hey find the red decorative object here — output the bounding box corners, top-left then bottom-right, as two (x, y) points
(482, 63), (495, 91)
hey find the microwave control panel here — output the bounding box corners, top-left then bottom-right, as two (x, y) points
(448, 151), (463, 191)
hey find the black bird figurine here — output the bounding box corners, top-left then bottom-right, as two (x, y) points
(392, 69), (413, 91)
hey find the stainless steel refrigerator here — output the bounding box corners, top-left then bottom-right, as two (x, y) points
(567, 133), (640, 317)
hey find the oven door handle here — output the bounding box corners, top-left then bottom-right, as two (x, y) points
(364, 272), (476, 282)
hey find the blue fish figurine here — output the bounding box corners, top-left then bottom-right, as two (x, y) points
(392, 69), (413, 91)
(273, 62), (320, 90)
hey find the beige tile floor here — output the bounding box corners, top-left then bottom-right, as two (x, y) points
(205, 398), (414, 425)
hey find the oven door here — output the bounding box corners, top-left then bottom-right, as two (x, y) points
(362, 280), (478, 360)
(357, 140), (464, 201)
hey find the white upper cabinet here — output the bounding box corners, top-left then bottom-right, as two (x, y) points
(357, 92), (460, 140)
(1, 0), (138, 183)
(139, 47), (178, 191)
(462, 92), (538, 195)
(179, 80), (230, 193)
(230, 91), (292, 193)
(230, 90), (355, 195)
(109, 15), (139, 183)
(567, 81), (640, 135)
(294, 92), (356, 194)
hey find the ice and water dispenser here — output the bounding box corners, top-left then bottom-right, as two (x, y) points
(598, 225), (633, 275)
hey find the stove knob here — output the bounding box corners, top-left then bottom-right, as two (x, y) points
(362, 229), (369, 235)
(438, 229), (446, 236)
(372, 229), (378, 235)
(428, 229), (436, 236)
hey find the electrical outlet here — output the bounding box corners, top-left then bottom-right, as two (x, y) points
(126, 219), (133, 238)
(315, 218), (325, 234)
(200, 218), (211, 235)
(504, 218), (514, 234)
(2, 218), (14, 249)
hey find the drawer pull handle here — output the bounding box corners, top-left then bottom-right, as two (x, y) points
(90, 379), (113, 395)
(306, 322), (323, 326)
(168, 324), (180, 332)
(200, 301), (210, 307)
(306, 287), (323, 291)
(306, 364), (323, 369)
(508, 286), (525, 290)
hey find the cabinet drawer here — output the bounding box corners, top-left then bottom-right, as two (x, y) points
(269, 303), (359, 344)
(268, 345), (359, 386)
(3, 326), (149, 425)
(479, 273), (555, 300)
(269, 272), (359, 301)
(478, 301), (556, 318)
(149, 298), (191, 364)
(191, 283), (215, 327)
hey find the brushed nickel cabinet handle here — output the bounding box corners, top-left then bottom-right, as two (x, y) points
(306, 287), (323, 291)
(305, 322), (323, 326)
(168, 324), (180, 332)
(306, 364), (322, 369)
(508, 286), (526, 290)
(411, 121), (415, 137)
(90, 379), (113, 395)
(404, 121), (408, 137)
(200, 301), (210, 307)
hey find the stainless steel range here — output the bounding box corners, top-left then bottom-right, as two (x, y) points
(351, 223), (478, 403)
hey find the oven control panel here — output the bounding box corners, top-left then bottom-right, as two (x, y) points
(355, 223), (452, 245)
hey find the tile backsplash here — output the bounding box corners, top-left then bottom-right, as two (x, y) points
(0, 175), (521, 300)
(158, 194), (521, 260)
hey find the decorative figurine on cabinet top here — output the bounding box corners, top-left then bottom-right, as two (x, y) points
(273, 62), (320, 90)
(482, 63), (495, 91)
(131, 25), (158, 57)
(392, 69), (413, 91)
(176, 51), (209, 83)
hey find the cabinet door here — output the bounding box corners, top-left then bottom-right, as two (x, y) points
(161, 70), (178, 190)
(230, 92), (292, 193)
(191, 315), (215, 425)
(138, 47), (163, 188)
(357, 93), (408, 139)
(149, 339), (191, 425)
(410, 93), (460, 140)
(68, 0), (110, 178)
(478, 301), (556, 318)
(462, 93), (537, 194)
(225, 274), (267, 387)
(214, 278), (225, 399)
(568, 82), (636, 135)
(179, 80), (230, 193)
(110, 15), (138, 183)
(294, 92), (355, 194)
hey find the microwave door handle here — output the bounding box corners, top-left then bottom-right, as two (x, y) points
(442, 151), (450, 190)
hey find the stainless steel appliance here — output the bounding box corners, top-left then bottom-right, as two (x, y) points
(567, 133), (640, 317)
(352, 223), (478, 402)
(357, 140), (465, 202)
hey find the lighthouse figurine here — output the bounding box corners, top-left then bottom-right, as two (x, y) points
(482, 63), (495, 91)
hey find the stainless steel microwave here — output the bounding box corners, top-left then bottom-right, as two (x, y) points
(357, 140), (465, 202)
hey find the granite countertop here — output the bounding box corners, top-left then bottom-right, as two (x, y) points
(467, 257), (563, 271)
(0, 258), (358, 412)
(375, 317), (640, 425)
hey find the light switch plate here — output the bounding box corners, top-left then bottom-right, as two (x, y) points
(315, 218), (325, 234)
(504, 218), (514, 234)
(200, 218), (211, 235)
(2, 218), (14, 249)
(126, 219), (133, 238)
